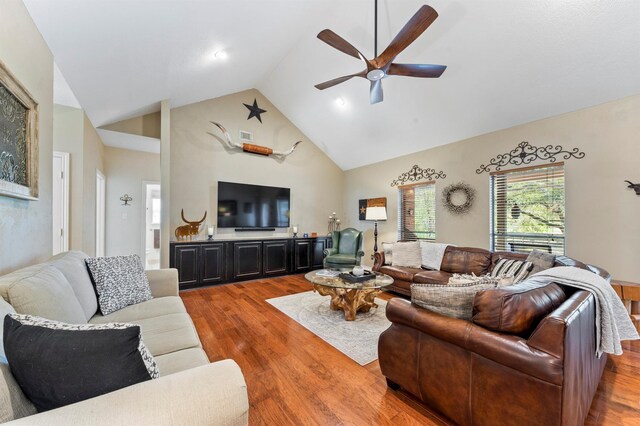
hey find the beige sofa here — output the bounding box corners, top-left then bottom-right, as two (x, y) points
(0, 251), (248, 425)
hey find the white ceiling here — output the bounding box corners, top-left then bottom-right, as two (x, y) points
(25, 0), (640, 170)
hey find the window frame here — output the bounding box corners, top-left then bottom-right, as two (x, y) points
(397, 181), (437, 241)
(489, 162), (566, 255)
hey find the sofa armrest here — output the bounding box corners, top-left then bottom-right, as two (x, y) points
(385, 298), (564, 385)
(7, 360), (248, 426)
(323, 247), (337, 257)
(146, 268), (179, 297)
(372, 252), (385, 271)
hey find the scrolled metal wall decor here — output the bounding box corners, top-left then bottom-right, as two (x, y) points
(476, 141), (585, 174)
(390, 164), (446, 187)
(442, 182), (475, 215)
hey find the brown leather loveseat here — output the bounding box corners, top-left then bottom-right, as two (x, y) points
(376, 246), (611, 425)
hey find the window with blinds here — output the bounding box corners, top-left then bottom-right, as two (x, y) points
(490, 163), (565, 254)
(398, 182), (436, 241)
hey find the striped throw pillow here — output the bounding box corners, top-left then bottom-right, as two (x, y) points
(490, 258), (533, 283)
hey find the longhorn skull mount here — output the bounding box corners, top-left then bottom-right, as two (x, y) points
(175, 209), (207, 241)
(210, 122), (302, 159)
(625, 180), (640, 196)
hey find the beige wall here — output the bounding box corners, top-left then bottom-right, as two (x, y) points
(52, 106), (105, 257)
(104, 147), (160, 257)
(344, 95), (640, 281)
(101, 111), (161, 139)
(53, 105), (85, 251)
(82, 113), (105, 256)
(170, 89), (344, 240)
(0, 1), (54, 275)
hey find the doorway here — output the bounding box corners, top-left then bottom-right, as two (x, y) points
(143, 182), (161, 269)
(52, 152), (70, 255)
(96, 170), (106, 257)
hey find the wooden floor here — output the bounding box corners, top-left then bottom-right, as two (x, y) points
(180, 275), (640, 426)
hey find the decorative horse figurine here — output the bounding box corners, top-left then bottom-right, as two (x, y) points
(175, 209), (207, 240)
(625, 180), (640, 195)
(210, 122), (302, 159)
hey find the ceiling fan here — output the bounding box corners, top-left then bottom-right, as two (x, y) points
(315, 1), (446, 104)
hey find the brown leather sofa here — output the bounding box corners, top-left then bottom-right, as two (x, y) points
(373, 245), (610, 296)
(376, 246), (611, 426)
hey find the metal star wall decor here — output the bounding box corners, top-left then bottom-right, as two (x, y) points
(390, 165), (446, 187)
(476, 141), (585, 174)
(243, 98), (267, 123)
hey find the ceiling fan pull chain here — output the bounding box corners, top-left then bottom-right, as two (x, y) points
(374, 0), (378, 58)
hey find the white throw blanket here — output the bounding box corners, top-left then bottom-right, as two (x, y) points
(419, 242), (451, 270)
(530, 267), (639, 356)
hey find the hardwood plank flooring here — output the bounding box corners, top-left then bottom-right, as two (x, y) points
(181, 274), (640, 425)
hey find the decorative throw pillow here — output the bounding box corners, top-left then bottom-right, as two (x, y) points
(381, 242), (393, 265)
(392, 242), (422, 268)
(411, 281), (497, 320)
(490, 258), (533, 284)
(527, 250), (556, 275)
(0, 298), (15, 364)
(3, 314), (159, 412)
(448, 273), (499, 286)
(85, 255), (152, 315)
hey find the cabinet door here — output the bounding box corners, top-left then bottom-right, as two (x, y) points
(263, 240), (288, 276)
(312, 238), (327, 269)
(173, 245), (200, 287)
(201, 243), (226, 284)
(294, 239), (313, 272)
(233, 241), (262, 280)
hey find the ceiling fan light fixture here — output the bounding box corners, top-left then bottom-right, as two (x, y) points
(366, 69), (385, 81)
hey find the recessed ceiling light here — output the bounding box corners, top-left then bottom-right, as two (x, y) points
(214, 50), (228, 60)
(335, 97), (346, 107)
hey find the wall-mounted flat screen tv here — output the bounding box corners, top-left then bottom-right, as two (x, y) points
(217, 181), (290, 229)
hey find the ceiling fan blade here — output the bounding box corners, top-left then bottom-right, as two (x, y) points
(317, 29), (367, 62)
(314, 71), (365, 90)
(388, 63), (447, 78)
(375, 5), (438, 68)
(370, 80), (383, 104)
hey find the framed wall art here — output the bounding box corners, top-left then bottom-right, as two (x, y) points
(0, 59), (39, 201)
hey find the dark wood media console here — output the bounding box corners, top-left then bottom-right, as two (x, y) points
(169, 237), (332, 289)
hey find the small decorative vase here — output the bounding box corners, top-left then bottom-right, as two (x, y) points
(352, 266), (365, 276)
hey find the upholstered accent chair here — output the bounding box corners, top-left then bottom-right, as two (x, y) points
(323, 228), (365, 269)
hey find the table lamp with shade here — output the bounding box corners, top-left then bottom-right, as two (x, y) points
(366, 206), (387, 253)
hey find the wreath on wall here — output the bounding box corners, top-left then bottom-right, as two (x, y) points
(442, 182), (476, 215)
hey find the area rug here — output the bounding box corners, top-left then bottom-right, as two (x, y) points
(266, 291), (390, 365)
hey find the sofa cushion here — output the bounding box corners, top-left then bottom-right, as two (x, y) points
(85, 255), (153, 315)
(413, 270), (453, 285)
(0, 298), (15, 364)
(155, 347), (209, 377)
(490, 258), (533, 284)
(3, 314), (159, 412)
(441, 247), (492, 275)
(325, 254), (357, 264)
(0, 264), (86, 324)
(392, 242), (422, 268)
(472, 281), (567, 337)
(379, 266), (424, 283)
(0, 363), (37, 423)
(91, 313), (201, 357)
(526, 250), (556, 275)
(48, 251), (98, 321)
(89, 296), (186, 324)
(411, 281), (497, 320)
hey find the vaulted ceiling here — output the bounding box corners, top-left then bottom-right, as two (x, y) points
(24, 0), (640, 170)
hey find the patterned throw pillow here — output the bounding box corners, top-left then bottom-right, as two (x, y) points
(85, 255), (152, 315)
(526, 250), (556, 275)
(449, 273), (514, 287)
(490, 258), (533, 284)
(392, 241), (422, 268)
(3, 314), (158, 412)
(411, 281), (498, 320)
(381, 242), (393, 265)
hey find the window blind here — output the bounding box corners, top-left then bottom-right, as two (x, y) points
(490, 164), (565, 254)
(398, 182), (436, 241)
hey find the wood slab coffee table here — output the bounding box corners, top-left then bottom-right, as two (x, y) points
(305, 269), (393, 321)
